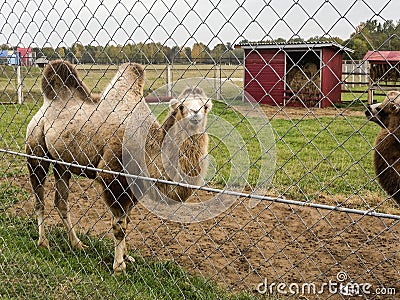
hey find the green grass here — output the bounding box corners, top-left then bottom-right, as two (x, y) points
(208, 101), (268, 188)
(0, 102), (39, 177)
(75, 64), (243, 97)
(0, 213), (252, 300)
(0, 183), (29, 212)
(341, 86), (387, 103)
(271, 115), (380, 201)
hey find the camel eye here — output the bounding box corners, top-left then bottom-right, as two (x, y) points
(392, 104), (400, 113)
(179, 105), (184, 112)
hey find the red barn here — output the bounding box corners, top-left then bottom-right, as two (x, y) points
(363, 51), (400, 104)
(236, 42), (352, 108)
(17, 48), (33, 66)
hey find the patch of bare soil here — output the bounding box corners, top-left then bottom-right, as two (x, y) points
(261, 105), (365, 120)
(8, 175), (400, 299)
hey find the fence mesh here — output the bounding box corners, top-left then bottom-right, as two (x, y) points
(0, 0), (400, 299)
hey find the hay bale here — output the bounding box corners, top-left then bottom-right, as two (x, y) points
(286, 63), (321, 100)
(371, 64), (400, 83)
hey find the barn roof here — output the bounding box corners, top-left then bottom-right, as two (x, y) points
(35, 57), (49, 65)
(363, 50), (400, 63)
(235, 41), (353, 52)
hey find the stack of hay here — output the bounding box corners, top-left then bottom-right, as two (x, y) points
(370, 64), (400, 84)
(286, 63), (321, 103)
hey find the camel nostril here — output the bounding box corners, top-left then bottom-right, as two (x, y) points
(189, 117), (202, 125)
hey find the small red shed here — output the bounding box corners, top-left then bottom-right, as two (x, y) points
(236, 41), (352, 108)
(363, 50), (400, 104)
(17, 48), (33, 66)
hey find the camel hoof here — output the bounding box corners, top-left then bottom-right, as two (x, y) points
(38, 238), (50, 249)
(72, 241), (88, 250)
(113, 261), (126, 275)
(124, 255), (135, 264)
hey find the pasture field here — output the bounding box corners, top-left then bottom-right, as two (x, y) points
(0, 64), (243, 103)
(0, 91), (386, 205)
(0, 63), (398, 298)
(0, 63), (380, 103)
(0, 97), (385, 205)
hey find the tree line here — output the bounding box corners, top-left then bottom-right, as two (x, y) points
(32, 42), (245, 65)
(2, 19), (399, 64)
(344, 19), (400, 60)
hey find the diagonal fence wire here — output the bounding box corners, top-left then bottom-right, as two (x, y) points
(0, 0), (400, 299)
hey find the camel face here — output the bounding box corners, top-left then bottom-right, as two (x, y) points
(184, 99), (212, 126)
(367, 90), (400, 205)
(170, 97), (212, 129)
(366, 91), (400, 129)
(365, 102), (397, 128)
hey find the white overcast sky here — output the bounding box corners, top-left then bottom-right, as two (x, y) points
(0, 0), (399, 49)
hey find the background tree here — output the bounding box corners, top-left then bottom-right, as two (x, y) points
(141, 42), (167, 64)
(0, 44), (12, 50)
(40, 47), (57, 60)
(211, 43), (227, 63)
(178, 47), (192, 63)
(191, 42), (211, 64)
(169, 46), (181, 63)
(344, 19), (400, 59)
(8, 18), (400, 65)
(55, 47), (65, 59)
(71, 43), (85, 63)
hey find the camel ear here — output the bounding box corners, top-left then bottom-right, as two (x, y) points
(393, 103), (400, 113)
(169, 98), (181, 111)
(204, 99), (213, 112)
(387, 91), (400, 101)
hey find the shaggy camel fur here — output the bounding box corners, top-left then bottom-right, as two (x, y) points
(26, 60), (212, 274)
(365, 91), (400, 203)
(140, 86), (212, 202)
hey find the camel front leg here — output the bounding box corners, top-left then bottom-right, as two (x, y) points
(112, 215), (131, 274)
(27, 158), (50, 248)
(112, 213), (136, 274)
(54, 164), (87, 250)
(98, 155), (136, 273)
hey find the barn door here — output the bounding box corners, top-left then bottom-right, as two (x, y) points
(244, 50), (285, 105)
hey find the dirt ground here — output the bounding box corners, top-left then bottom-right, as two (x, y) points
(262, 104), (366, 120)
(8, 174), (400, 299)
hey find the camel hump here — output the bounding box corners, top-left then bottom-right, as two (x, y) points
(118, 62), (145, 93)
(41, 60), (92, 101)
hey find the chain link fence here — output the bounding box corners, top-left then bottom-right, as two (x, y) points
(1, 0), (400, 299)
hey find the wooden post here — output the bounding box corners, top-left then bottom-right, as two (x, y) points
(17, 65), (23, 104)
(368, 78), (373, 105)
(166, 63), (172, 97)
(367, 62), (373, 104)
(217, 64), (221, 100)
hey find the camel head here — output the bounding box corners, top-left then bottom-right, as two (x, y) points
(169, 87), (213, 131)
(365, 91), (400, 130)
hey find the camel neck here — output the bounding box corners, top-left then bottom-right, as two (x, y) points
(160, 112), (178, 137)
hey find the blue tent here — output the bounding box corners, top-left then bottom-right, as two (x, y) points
(0, 50), (20, 65)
